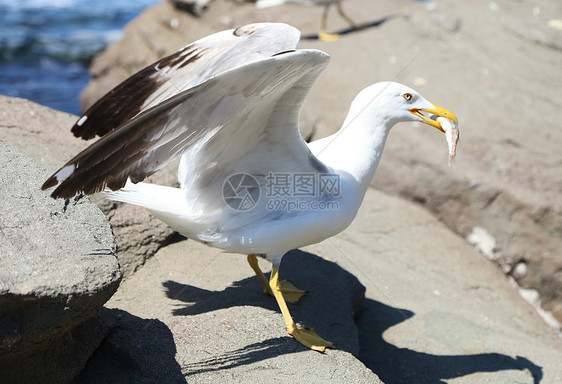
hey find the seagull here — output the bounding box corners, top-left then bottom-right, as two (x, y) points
(42, 23), (458, 352)
(256, 0), (357, 41)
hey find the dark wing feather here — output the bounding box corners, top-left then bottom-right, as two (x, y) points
(71, 23), (301, 140)
(42, 49), (330, 200)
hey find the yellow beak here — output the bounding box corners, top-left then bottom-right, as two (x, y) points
(409, 104), (458, 132)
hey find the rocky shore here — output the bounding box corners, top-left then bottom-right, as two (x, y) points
(1, 0), (561, 382)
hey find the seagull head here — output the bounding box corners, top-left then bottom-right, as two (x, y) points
(360, 82), (458, 132)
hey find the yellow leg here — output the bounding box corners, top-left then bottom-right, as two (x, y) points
(247, 254), (306, 304)
(318, 5), (340, 42)
(269, 266), (334, 352)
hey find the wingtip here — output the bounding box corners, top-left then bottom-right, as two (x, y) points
(71, 121), (96, 140)
(41, 175), (70, 199)
(41, 176), (58, 191)
(48, 187), (73, 200)
(42, 163), (79, 198)
(41, 177), (67, 200)
(70, 113), (96, 140)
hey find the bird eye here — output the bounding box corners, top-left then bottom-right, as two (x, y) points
(403, 93), (413, 101)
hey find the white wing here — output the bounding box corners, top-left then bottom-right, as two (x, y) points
(42, 49), (331, 204)
(71, 23), (301, 140)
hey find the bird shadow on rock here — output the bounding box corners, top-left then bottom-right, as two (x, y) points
(165, 248), (543, 383)
(74, 308), (185, 384)
(164, 249), (365, 375)
(301, 13), (404, 40)
(180, 336), (309, 377)
(356, 300), (544, 384)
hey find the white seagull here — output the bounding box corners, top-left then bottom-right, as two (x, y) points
(42, 23), (458, 352)
(256, 0), (357, 41)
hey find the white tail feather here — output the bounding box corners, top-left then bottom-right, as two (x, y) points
(102, 182), (203, 237)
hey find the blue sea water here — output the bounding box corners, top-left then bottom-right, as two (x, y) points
(0, 0), (159, 115)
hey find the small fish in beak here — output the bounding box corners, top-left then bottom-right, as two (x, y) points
(437, 116), (459, 166)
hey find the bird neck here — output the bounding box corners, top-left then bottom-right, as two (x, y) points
(313, 96), (393, 193)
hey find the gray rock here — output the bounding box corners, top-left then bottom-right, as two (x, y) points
(103, 200), (177, 276)
(508, 18), (562, 51)
(310, 189), (561, 383)
(0, 141), (120, 383)
(372, 0), (562, 325)
(0, 95), (176, 277)
(75, 308), (185, 384)
(77, 239), (380, 383)
(2, 0), (561, 380)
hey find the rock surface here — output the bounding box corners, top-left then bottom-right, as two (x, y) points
(77, 244), (378, 383)
(79, 0), (562, 323)
(77, 189), (561, 383)
(0, 141), (120, 384)
(1, 0), (561, 381)
(0, 95), (177, 277)
(323, 191), (560, 383)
